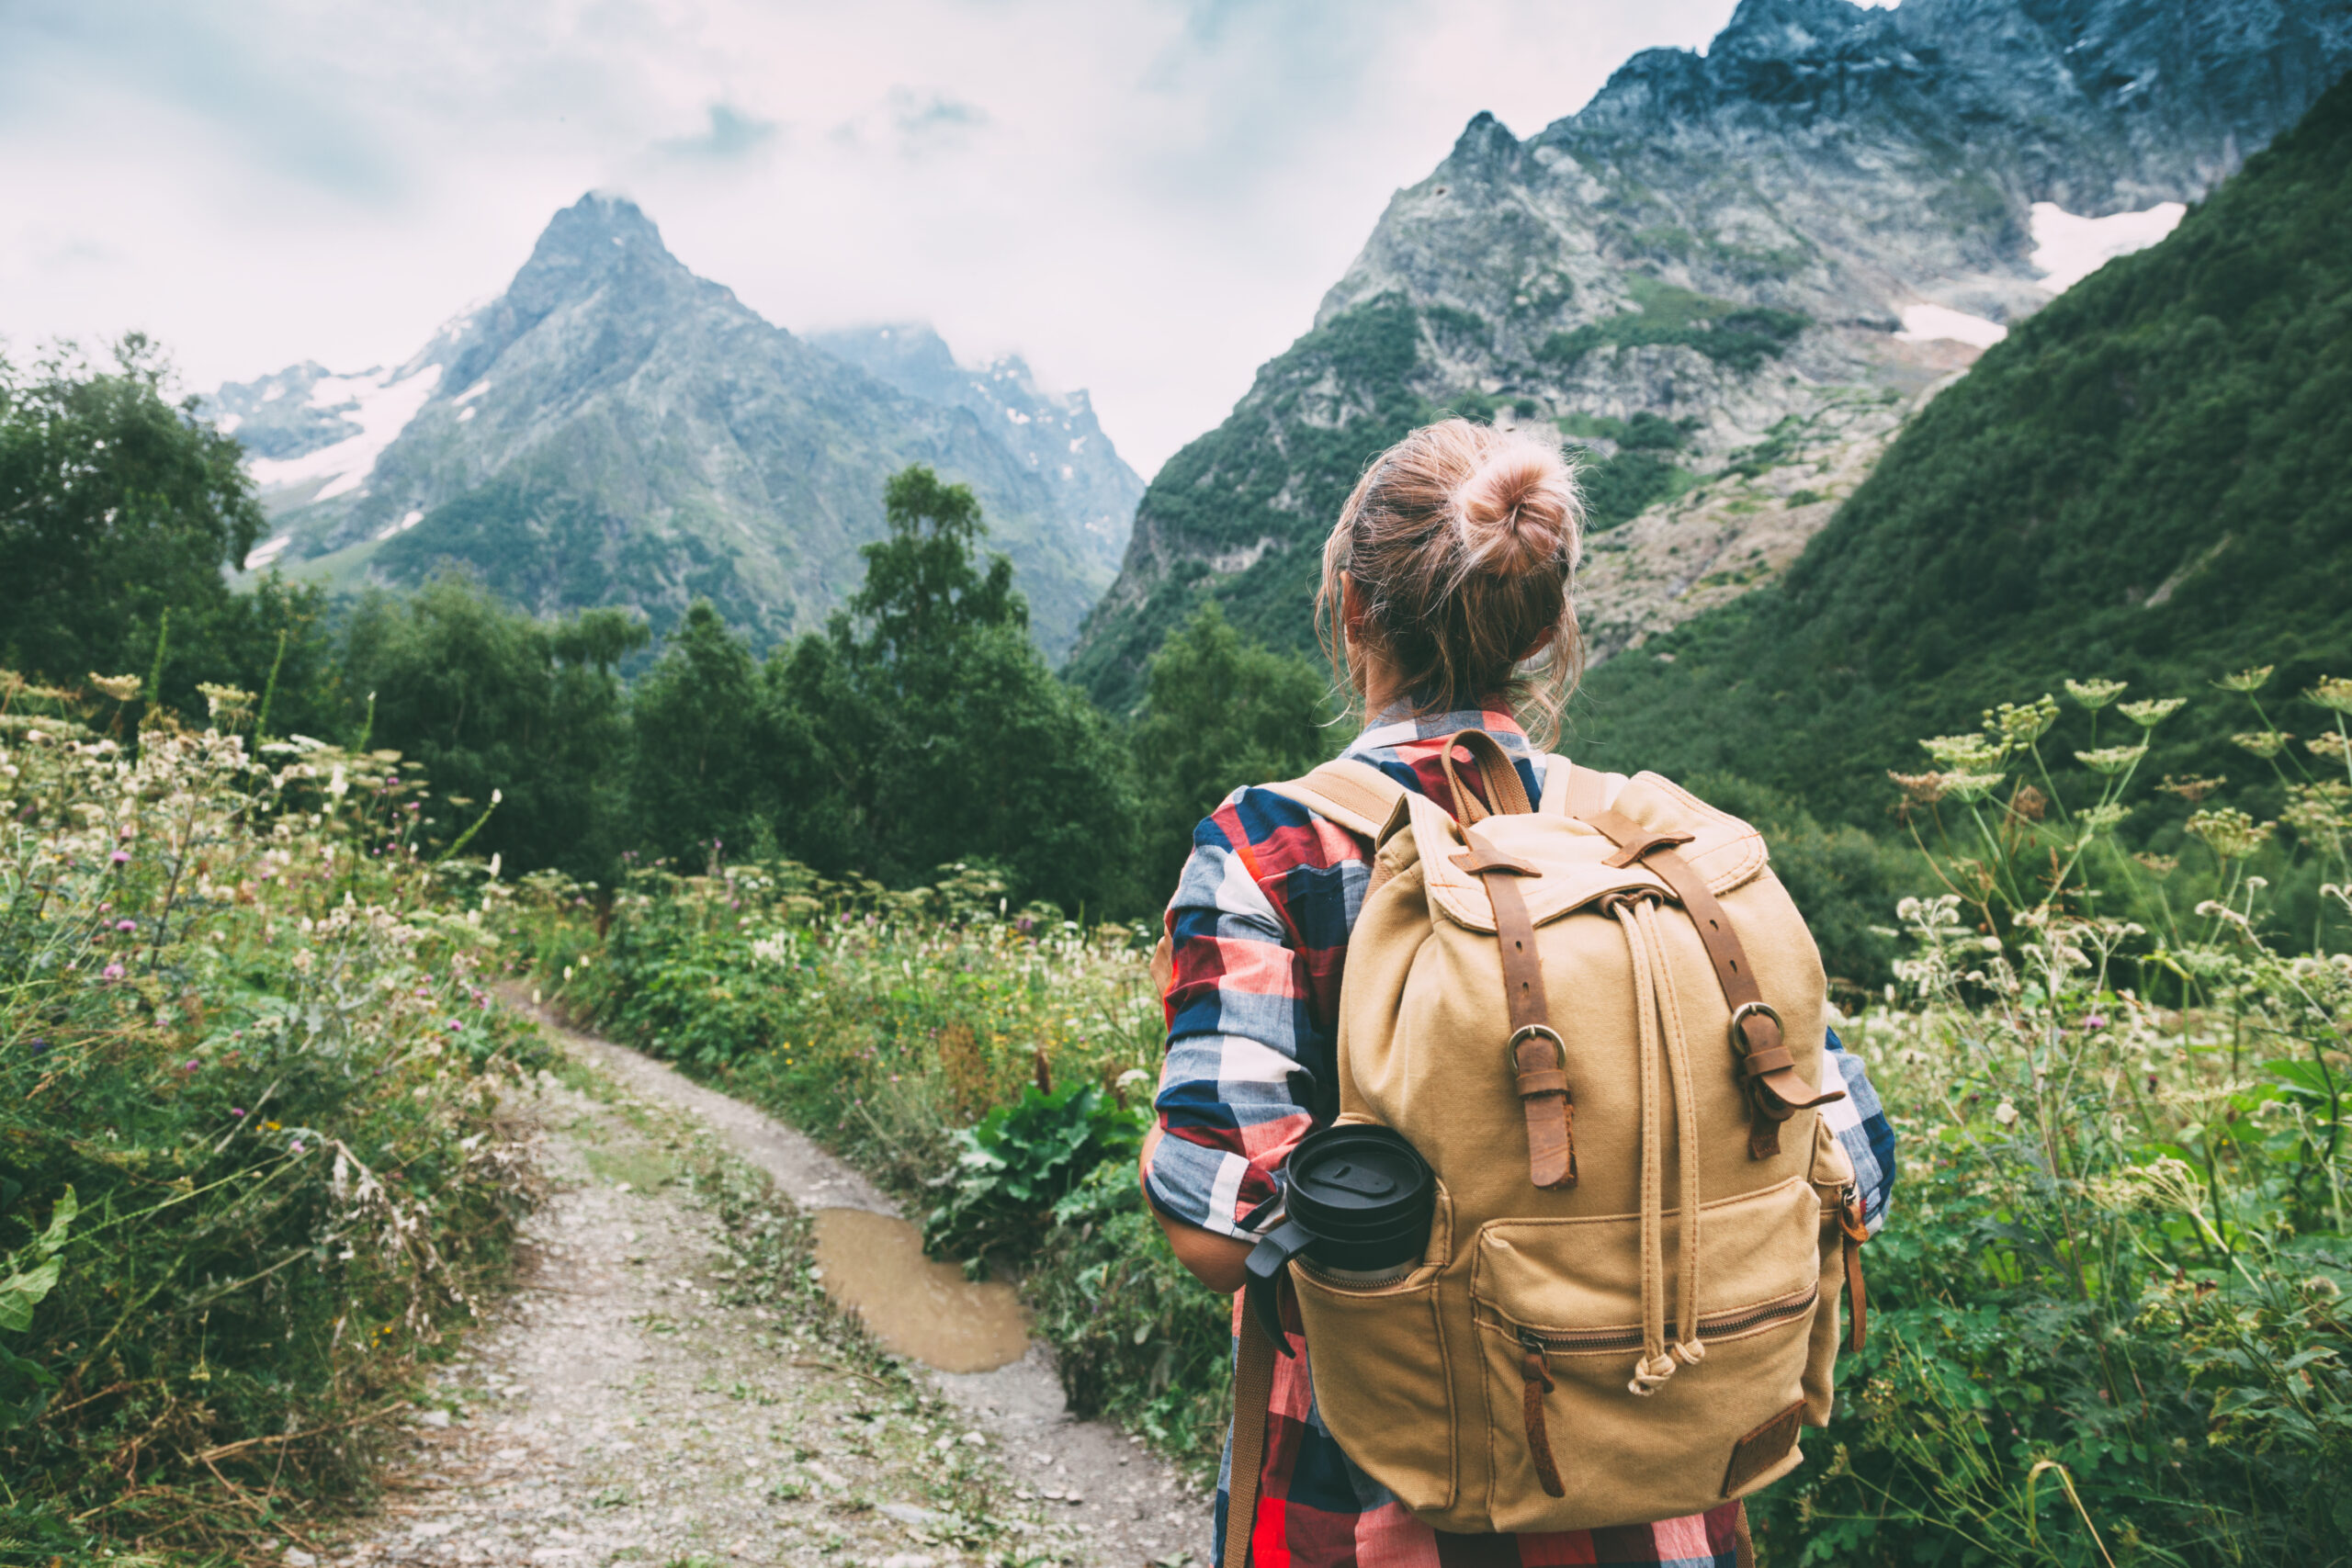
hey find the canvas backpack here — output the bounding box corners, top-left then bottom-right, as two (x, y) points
(1222, 730), (1870, 1558)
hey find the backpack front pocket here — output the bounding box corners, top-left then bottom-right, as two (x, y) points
(1292, 1265), (1457, 1515)
(1467, 1176), (1822, 1531)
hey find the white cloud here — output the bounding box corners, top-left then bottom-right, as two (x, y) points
(0, 0), (1745, 476)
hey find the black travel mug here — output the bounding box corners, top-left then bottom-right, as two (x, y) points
(1243, 1123), (1435, 1355)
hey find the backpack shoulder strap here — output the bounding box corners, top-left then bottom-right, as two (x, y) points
(1261, 759), (1409, 839)
(1538, 753), (1610, 818)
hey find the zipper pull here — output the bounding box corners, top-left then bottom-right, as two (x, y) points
(1514, 1329), (1565, 1498)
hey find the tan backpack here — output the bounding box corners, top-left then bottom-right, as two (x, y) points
(1224, 731), (1869, 1556)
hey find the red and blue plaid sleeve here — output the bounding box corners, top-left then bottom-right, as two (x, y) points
(1144, 785), (1370, 1238)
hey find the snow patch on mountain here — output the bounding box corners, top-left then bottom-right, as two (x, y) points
(246, 365), (444, 501)
(1895, 304), (2010, 348)
(2030, 201), (2188, 292)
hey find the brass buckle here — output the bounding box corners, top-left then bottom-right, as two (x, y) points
(1726, 999), (1782, 1055)
(1506, 1023), (1566, 1070)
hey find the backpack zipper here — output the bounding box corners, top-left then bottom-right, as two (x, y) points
(1510, 1282), (1818, 1356)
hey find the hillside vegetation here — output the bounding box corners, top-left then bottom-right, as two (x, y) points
(1573, 73), (2352, 832)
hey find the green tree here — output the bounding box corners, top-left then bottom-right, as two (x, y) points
(1132, 603), (1334, 896)
(0, 336), (264, 692)
(347, 573), (646, 880)
(759, 465), (1141, 912)
(628, 601), (785, 870)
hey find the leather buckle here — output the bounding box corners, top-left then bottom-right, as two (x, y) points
(1506, 1023), (1566, 1070)
(1726, 999), (1781, 1055)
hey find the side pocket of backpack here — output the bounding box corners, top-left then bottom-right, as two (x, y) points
(1290, 1180), (1458, 1514)
(1804, 1112), (1856, 1426)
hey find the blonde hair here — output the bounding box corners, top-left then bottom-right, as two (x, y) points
(1316, 418), (1584, 748)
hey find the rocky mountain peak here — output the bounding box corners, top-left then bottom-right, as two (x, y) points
(504, 191), (688, 310)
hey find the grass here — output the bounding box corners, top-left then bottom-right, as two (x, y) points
(0, 677), (551, 1560)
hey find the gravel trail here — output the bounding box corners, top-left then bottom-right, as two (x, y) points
(317, 1017), (1205, 1568)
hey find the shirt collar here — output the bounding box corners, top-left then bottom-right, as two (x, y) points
(1342, 703), (1534, 762)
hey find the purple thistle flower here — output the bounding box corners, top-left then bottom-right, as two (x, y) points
(230, 1107), (246, 1117)
(116, 919), (137, 931)
(110, 850), (130, 864)
(101, 963), (125, 980)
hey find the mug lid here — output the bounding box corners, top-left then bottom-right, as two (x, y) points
(1286, 1125), (1432, 1243)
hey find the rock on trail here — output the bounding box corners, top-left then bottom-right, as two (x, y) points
(324, 1016), (1204, 1568)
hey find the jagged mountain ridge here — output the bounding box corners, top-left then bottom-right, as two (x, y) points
(1068, 0), (2352, 710)
(209, 195), (1141, 658)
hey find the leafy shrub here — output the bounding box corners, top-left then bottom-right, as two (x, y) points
(0, 680), (545, 1553)
(1027, 1160), (1233, 1474)
(922, 1080), (1148, 1271)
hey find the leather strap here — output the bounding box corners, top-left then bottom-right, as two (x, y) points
(1261, 758), (1408, 839)
(1439, 728), (1532, 823)
(1224, 1297), (1280, 1568)
(1841, 1195), (1870, 1354)
(1459, 825), (1575, 1190)
(1575, 806), (1844, 1158)
(1734, 1500), (1758, 1568)
(1520, 1348), (1566, 1498)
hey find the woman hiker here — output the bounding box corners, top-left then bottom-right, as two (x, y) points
(1136, 418), (1896, 1568)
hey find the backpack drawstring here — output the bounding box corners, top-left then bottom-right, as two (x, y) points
(1614, 896), (1704, 1396)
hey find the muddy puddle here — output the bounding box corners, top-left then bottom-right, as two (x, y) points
(810, 1207), (1031, 1372)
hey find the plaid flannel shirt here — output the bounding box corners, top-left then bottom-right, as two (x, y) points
(1145, 708), (1897, 1568)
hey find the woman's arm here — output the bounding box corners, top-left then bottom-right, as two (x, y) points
(1823, 1027), (1897, 1231)
(1140, 794), (1330, 1292)
(1140, 1125), (1254, 1293)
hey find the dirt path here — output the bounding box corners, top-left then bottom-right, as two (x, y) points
(318, 1018), (1206, 1568)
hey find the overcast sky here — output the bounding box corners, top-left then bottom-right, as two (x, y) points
(1, 0), (1759, 477)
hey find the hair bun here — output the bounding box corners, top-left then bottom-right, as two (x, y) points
(1457, 441), (1580, 577)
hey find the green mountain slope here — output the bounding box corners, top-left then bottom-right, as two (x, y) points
(1567, 71), (2352, 826)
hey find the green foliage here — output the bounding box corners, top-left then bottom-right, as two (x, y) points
(1576, 450), (1700, 532)
(1577, 75), (2352, 831)
(0, 1188), (74, 1429)
(0, 336), (262, 680)
(1132, 603), (1336, 895)
(922, 1080), (1146, 1271)
(348, 572), (646, 882)
(0, 687), (546, 1554)
(1026, 1160), (1233, 1471)
(1538, 278), (1808, 375)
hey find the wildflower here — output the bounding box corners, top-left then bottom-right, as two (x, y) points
(197, 682), (254, 723)
(2064, 678), (2127, 709)
(489, 853), (502, 879)
(266, 1120), (282, 1131)
(2233, 730), (2290, 758)
(2308, 676), (2352, 714)
(1993, 1100), (2019, 1126)
(2156, 773), (2226, 802)
(2309, 732), (2352, 763)
(1922, 734), (2006, 771)
(2075, 745), (2146, 775)
(230, 1107), (245, 1117)
(101, 963), (124, 979)
(1983, 695), (2058, 748)
(1887, 771), (1948, 806)
(1938, 772), (2007, 804)
(89, 672), (142, 703)
(2080, 802), (2129, 835)
(2185, 807), (2274, 860)
(184, 1059), (199, 1071)
(110, 849), (130, 865)
(2213, 666), (2273, 694)
(2118, 697), (2186, 728)
(290, 1140), (306, 1155)
(2082, 1014), (2108, 1030)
